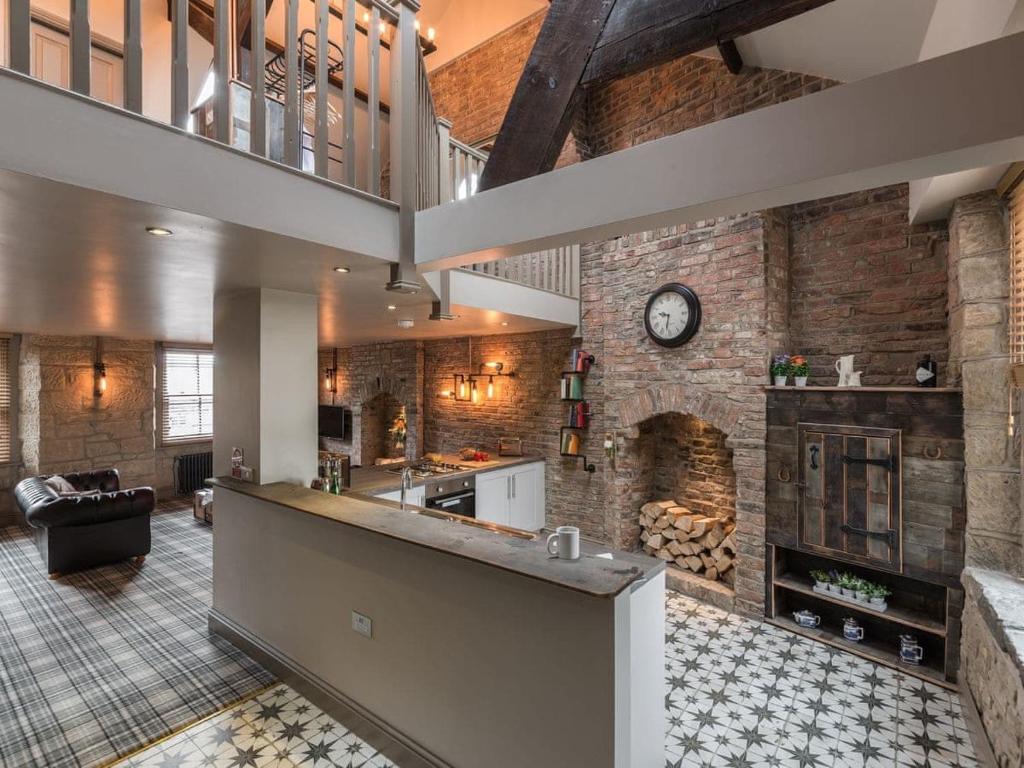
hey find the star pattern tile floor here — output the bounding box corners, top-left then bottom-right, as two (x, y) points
(119, 593), (980, 768)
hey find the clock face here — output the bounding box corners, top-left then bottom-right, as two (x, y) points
(644, 284), (701, 347)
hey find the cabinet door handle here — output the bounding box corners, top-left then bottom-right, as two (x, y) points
(507, 477), (511, 500)
(512, 475), (516, 498)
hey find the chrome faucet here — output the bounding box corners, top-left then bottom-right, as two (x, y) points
(400, 466), (413, 511)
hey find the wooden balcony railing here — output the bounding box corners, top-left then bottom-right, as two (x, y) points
(2, 0), (422, 203)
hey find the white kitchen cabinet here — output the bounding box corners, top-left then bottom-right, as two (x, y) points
(475, 468), (512, 527)
(375, 486), (425, 507)
(476, 462), (545, 531)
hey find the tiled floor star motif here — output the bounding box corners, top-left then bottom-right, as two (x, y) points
(121, 685), (395, 767)
(664, 594), (977, 768)
(121, 593), (980, 767)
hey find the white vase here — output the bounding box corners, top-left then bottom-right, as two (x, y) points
(795, 376), (808, 387)
(773, 375), (788, 386)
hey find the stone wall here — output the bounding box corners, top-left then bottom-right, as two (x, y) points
(948, 192), (1021, 576)
(961, 568), (1024, 767)
(0, 335), (210, 526)
(787, 186), (950, 385)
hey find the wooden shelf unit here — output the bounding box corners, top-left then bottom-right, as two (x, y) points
(559, 354), (595, 472)
(768, 545), (957, 689)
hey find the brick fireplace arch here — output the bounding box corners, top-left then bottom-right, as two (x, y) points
(608, 384), (766, 616)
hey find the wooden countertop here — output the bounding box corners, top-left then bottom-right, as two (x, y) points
(208, 476), (662, 599)
(347, 454), (544, 495)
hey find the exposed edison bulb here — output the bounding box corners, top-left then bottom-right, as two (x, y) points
(486, 378), (494, 400)
(414, 18), (420, 31)
(362, 10), (369, 23)
(379, 20), (387, 35)
(427, 27), (435, 41)
(440, 389), (452, 399)
(471, 381), (479, 404)
(458, 379), (467, 399)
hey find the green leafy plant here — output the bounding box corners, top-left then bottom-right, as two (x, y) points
(866, 584), (891, 599)
(837, 572), (859, 590)
(809, 569), (830, 585)
(770, 354), (791, 378)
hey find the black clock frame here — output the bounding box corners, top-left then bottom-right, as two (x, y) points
(644, 283), (702, 347)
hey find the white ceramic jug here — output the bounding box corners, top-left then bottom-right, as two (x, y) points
(835, 355), (855, 386)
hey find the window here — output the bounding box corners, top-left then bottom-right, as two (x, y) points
(0, 337), (11, 463)
(1012, 178), (1024, 376)
(160, 347), (214, 443)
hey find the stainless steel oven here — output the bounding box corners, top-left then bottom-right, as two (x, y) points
(424, 475), (476, 518)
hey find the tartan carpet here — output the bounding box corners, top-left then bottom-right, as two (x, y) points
(0, 502), (275, 768)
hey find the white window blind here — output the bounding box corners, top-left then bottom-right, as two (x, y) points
(0, 337), (10, 463)
(161, 348), (214, 443)
(1012, 182), (1024, 369)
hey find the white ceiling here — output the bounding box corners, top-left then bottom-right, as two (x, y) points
(0, 169), (566, 346)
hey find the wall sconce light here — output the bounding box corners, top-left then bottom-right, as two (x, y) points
(323, 367), (337, 393)
(93, 337), (107, 398)
(94, 362), (107, 398)
(486, 377), (495, 400)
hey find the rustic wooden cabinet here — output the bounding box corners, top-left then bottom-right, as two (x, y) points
(766, 387), (965, 686)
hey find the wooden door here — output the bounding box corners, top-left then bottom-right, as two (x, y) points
(798, 423), (902, 572)
(31, 21), (123, 106)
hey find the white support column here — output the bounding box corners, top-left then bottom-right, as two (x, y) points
(213, 288), (318, 486)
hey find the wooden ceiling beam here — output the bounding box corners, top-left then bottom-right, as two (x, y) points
(477, 0), (616, 192)
(479, 0), (835, 192)
(582, 0), (834, 86)
(718, 39), (743, 74)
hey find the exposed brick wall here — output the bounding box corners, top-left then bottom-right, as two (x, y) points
(787, 185), (950, 385)
(651, 414), (736, 523)
(1, 335), (209, 526)
(427, 10), (586, 169)
(420, 330), (611, 541)
(586, 55), (838, 158)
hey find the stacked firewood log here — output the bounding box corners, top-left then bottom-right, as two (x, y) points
(639, 500), (736, 585)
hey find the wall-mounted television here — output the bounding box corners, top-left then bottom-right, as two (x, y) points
(318, 405), (352, 441)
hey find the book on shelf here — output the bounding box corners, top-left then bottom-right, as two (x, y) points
(568, 402), (588, 428)
(560, 429), (582, 456)
(561, 374), (584, 400)
(570, 348), (592, 374)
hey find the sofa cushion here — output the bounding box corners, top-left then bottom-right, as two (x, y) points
(44, 475), (79, 495)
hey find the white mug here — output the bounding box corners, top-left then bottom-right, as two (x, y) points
(547, 526), (580, 560)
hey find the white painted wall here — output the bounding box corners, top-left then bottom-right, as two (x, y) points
(213, 288), (318, 485)
(213, 487), (664, 768)
(258, 288), (318, 485)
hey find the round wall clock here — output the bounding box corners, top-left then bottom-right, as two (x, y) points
(644, 283), (702, 347)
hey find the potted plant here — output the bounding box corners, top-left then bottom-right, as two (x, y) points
(809, 569), (830, 590)
(791, 355), (809, 387)
(827, 569), (842, 593)
(866, 584), (891, 608)
(854, 579), (871, 602)
(771, 354), (791, 386)
(838, 573), (858, 598)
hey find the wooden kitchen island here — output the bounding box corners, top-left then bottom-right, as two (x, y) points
(208, 477), (665, 768)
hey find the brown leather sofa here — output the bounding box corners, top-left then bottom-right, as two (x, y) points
(14, 469), (154, 578)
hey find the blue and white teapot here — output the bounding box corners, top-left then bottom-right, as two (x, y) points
(793, 610), (821, 628)
(843, 617), (864, 643)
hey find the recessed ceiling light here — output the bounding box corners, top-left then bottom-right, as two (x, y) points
(500, 321), (509, 326)
(386, 304), (398, 311)
(398, 318), (414, 329)
(333, 266), (351, 274)
(146, 226), (173, 236)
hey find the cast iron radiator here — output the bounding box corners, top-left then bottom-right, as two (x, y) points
(173, 451), (213, 496)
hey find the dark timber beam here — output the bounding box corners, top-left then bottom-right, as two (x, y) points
(478, 0), (616, 191)
(480, 0), (834, 191)
(718, 39), (743, 74)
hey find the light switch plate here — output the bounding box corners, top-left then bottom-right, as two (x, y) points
(351, 611), (372, 639)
